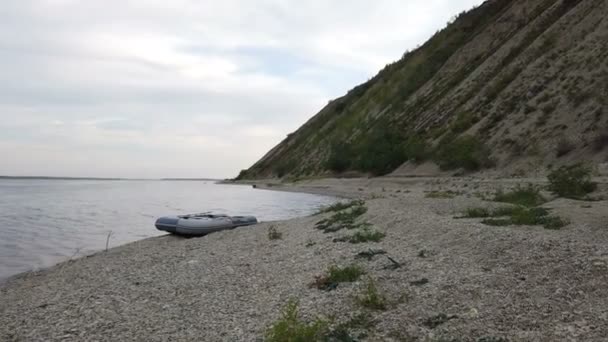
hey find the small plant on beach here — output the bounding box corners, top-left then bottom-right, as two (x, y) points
(462, 205), (568, 230)
(547, 163), (597, 199)
(459, 206), (516, 219)
(326, 264), (365, 283)
(493, 184), (546, 207)
(268, 225), (283, 240)
(311, 264), (365, 290)
(316, 199), (365, 215)
(481, 207), (569, 230)
(265, 299), (329, 342)
(266, 300), (375, 341)
(316, 202), (368, 233)
(462, 207), (491, 218)
(347, 228), (386, 244)
(425, 190), (459, 199)
(357, 277), (387, 311)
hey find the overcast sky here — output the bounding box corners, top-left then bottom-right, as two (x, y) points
(0, 0), (483, 179)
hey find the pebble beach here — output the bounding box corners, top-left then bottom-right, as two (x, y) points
(1, 177), (607, 341)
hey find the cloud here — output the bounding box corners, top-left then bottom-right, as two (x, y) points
(0, 0), (483, 178)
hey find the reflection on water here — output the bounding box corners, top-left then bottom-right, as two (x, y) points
(0, 179), (336, 280)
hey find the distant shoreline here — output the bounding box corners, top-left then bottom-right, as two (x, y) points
(0, 176), (219, 181)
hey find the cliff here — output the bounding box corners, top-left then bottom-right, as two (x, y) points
(240, 0), (607, 179)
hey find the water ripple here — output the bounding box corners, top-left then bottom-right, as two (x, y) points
(0, 180), (336, 280)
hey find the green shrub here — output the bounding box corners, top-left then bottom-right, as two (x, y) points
(463, 207), (491, 218)
(509, 207), (549, 225)
(492, 206), (518, 217)
(451, 112), (479, 133)
(327, 142), (355, 173)
(354, 123), (408, 176)
(327, 265), (365, 282)
(265, 300), (329, 342)
(493, 185), (546, 207)
(548, 163), (597, 198)
(357, 278), (387, 310)
(481, 206), (569, 230)
(315, 202), (368, 233)
(316, 199), (365, 215)
(348, 228), (386, 244)
(434, 135), (494, 171)
(403, 135), (430, 163)
(275, 159), (297, 178)
(426, 190), (458, 199)
(481, 218), (512, 226)
(327, 123), (430, 176)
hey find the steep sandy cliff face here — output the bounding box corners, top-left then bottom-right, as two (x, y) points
(240, 0), (608, 179)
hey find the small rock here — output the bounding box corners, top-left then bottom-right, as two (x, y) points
(410, 278), (429, 286)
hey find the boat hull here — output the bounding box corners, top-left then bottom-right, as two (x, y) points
(155, 214), (258, 236)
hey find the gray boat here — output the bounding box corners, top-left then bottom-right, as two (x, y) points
(155, 213), (258, 236)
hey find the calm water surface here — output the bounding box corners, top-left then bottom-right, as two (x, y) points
(0, 179), (336, 280)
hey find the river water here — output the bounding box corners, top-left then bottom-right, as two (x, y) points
(0, 179), (335, 280)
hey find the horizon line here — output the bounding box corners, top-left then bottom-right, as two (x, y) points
(0, 175), (223, 181)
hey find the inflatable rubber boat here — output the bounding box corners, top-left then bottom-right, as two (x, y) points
(155, 213), (258, 236)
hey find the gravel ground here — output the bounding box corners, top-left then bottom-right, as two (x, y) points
(1, 178), (607, 341)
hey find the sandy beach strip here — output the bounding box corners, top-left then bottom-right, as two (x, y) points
(1, 177), (608, 341)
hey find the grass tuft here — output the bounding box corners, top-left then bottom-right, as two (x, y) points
(347, 228), (386, 244)
(316, 199), (365, 215)
(426, 190), (459, 199)
(357, 277), (387, 310)
(268, 225), (283, 240)
(463, 207), (491, 218)
(548, 163), (597, 199)
(315, 201), (368, 233)
(493, 185), (546, 207)
(459, 206), (515, 219)
(311, 264), (365, 290)
(479, 206), (569, 230)
(265, 299), (329, 342)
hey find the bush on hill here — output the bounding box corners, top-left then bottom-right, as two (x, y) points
(548, 163), (597, 199)
(434, 135), (494, 171)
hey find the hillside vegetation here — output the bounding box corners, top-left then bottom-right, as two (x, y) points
(240, 0), (608, 179)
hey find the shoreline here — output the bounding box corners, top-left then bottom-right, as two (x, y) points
(0, 181), (334, 286)
(2, 177), (608, 341)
